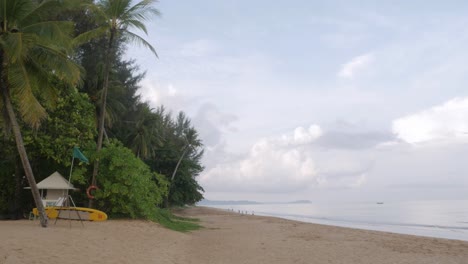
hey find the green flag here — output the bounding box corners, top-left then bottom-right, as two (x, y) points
(73, 146), (89, 163)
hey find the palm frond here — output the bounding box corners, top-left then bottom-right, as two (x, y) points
(3, 33), (24, 63)
(30, 43), (82, 85)
(124, 30), (158, 57)
(24, 57), (60, 108)
(123, 0), (160, 22)
(125, 19), (147, 34)
(73, 26), (109, 47)
(0, 0), (34, 26)
(8, 62), (47, 128)
(83, 1), (110, 26)
(20, 0), (65, 26)
(105, 0), (131, 22)
(22, 21), (75, 50)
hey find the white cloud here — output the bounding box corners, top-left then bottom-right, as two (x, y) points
(137, 78), (204, 115)
(368, 140), (468, 199)
(201, 125), (321, 192)
(393, 97), (468, 144)
(338, 53), (374, 78)
(200, 125), (323, 192)
(137, 81), (178, 107)
(351, 173), (367, 188)
(200, 124), (372, 193)
(201, 137), (318, 193)
(179, 39), (218, 57)
(198, 99), (468, 200)
(192, 103), (239, 170)
(279, 125), (322, 146)
(167, 84), (177, 96)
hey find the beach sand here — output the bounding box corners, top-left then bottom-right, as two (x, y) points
(1, 206), (467, 264)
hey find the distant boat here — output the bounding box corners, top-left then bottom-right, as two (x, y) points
(376, 202), (384, 205)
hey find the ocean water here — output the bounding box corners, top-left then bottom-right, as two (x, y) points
(205, 200), (468, 241)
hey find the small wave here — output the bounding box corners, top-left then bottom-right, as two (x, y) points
(255, 211), (468, 231)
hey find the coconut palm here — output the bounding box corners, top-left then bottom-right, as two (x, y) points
(166, 114), (203, 206)
(83, 0), (159, 194)
(170, 113), (202, 183)
(0, 0), (81, 227)
(126, 104), (161, 159)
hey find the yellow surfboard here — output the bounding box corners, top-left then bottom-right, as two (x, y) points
(33, 207), (108, 221)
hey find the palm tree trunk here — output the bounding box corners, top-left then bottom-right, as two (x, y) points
(90, 29), (115, 207)
(13, 157), (23, 219)
(171, 145), (189, 182)
(0, 51), (48, 227)
(166, 145), (189, 207)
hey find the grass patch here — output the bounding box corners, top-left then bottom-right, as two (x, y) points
(171, 214), (200, 222)
(151, 208), (202, 232)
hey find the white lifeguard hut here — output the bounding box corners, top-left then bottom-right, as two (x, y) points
(26, 171), (77, 207)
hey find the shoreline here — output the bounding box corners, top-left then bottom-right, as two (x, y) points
(1, 206), (467, 264)
(242, 211), (468, 242)
(201, 201), (468, 242)
(185, 206), (468, 243)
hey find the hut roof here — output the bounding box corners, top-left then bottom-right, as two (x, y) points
(34, 171), (76, 190)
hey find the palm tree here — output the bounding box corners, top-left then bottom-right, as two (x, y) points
(85, 0), (159, 199)
(0, 0), (81, 227)
(170, 113), (202, 186)
(126, 104), (161, 159)
(164, 114), (203, 207)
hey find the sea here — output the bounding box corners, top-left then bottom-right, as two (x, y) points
(204, 200), (468, 241)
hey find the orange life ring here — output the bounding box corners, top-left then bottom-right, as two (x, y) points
(86, 185), (98, 199)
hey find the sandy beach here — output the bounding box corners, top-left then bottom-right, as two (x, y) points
(1, 206), (467, 264)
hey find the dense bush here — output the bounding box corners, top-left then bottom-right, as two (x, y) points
(94, 141), (169, 219)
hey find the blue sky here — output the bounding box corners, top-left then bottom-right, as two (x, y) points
(127, 1), (468, 202)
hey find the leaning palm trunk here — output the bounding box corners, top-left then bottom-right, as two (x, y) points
(0, 52), (48, 227)
(88, 0), (159, 207)
(90, 29), (115, 207)
(170, 145), (189, 183)
(165, 145), (189, 207)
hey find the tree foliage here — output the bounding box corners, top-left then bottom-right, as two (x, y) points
(0, 0), (206, 225)
(24, 91), (96, 166)
(82, 0), (160, 191)
(0, 0), (83, 227)
(93, 140), (168, 218)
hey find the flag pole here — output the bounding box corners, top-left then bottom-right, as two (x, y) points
(69, 156), (75, 184)
(67, 155), (75, 198)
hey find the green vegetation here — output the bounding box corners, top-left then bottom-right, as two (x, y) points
(94, 141), (167, 219)
(152, 208), (201, 232)
(0, 0), (82, 227)
(0, 0), (205, 230)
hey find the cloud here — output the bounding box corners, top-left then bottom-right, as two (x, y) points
(179, 39), (218, 57)
(200, 136), (319, 193)
(200, 125), (323, 193)
(189, 103), (241, 171)
(167, 84), (177, 96)
(137, 80), (198, 113)
(192, 103), (238, 148)
(279, 125), (322, 146)
(392, 97), (468, 144)
(338, 53), (374, 78)
(199, 99), (468, 200)
(316, 130), (393, 149)
(310, 148), (375, 188)
(200, 124), (374, 193)
(368, 140), (468, 195)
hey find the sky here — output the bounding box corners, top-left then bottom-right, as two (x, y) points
(126, 0), (468, 202)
